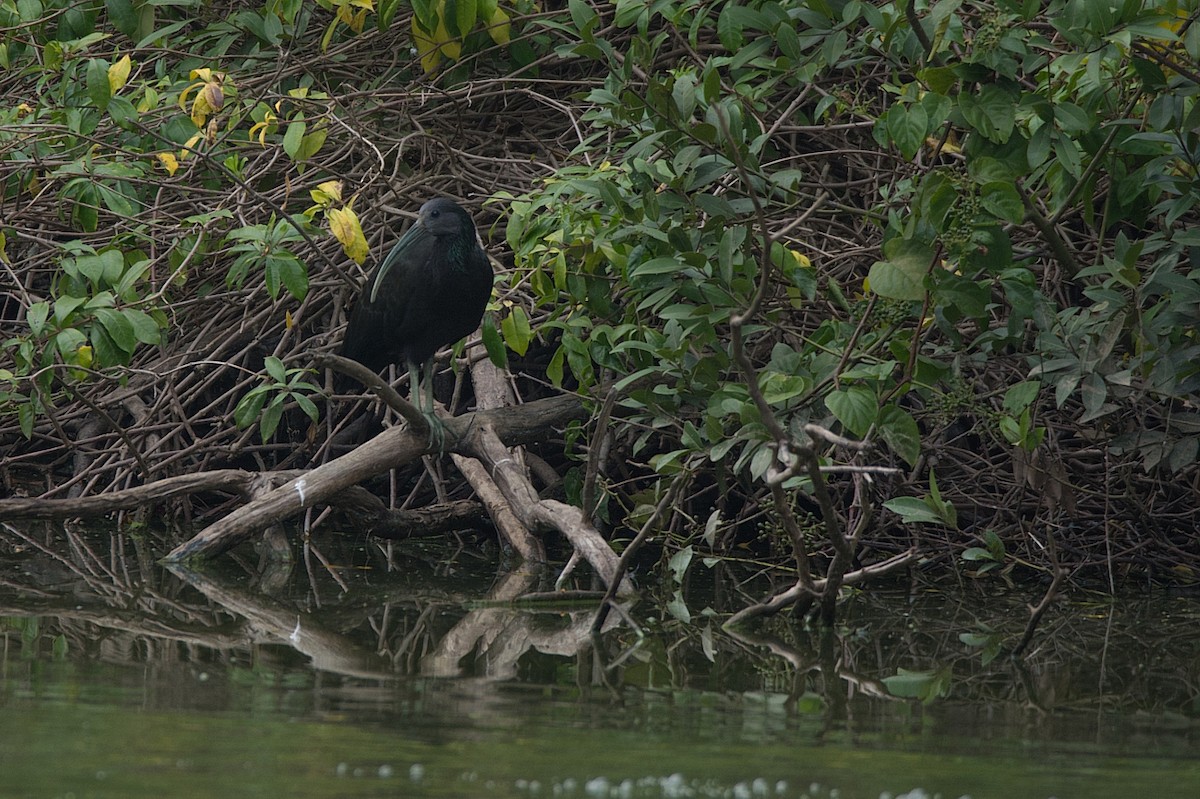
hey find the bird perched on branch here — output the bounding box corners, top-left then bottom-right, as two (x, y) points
(341, 197), (493, 445)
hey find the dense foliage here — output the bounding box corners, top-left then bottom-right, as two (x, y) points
(2, 0), (1199, 587)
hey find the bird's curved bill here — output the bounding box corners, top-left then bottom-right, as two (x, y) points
(370, 220), (430, 302)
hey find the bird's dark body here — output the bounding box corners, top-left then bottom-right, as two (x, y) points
(341, 198), (492, 375)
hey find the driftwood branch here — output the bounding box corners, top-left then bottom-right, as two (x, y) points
(446, 341), (545, 562)
(0, 469), (292, 519)
(161, 391), (587, 562)
(464, 421), (632, 595)
(723, 549), (919, 627)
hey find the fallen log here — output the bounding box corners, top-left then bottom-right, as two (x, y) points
(162, 391), (588, 562)
(0, 469), (283, 519)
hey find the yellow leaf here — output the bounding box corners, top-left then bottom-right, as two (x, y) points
(313, 179), (343, 205)
(249, 120), (269, 145)
(177, 83), (198, 112)
(184, 72), (226, 126)
(285, 309), (294, 329)
(328, 205), (369, 264)
(433, 11), (461, 60)
(181, 132), (203, 157)
(0, 231), (7, 264)
(789, 249), (812, 269)
(412, 17), (441, 73)
(108, 54), (131, 94)
(156, 152), (180, 176)
(486, 6), (511, 45)
(75, 345), (93, 369)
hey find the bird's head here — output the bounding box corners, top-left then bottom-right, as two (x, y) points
(415, 197), (472, 238)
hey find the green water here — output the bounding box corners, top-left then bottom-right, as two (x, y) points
(1, 528), (1197, 798)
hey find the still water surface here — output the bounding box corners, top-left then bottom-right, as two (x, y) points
(1, 526), (1197, 798)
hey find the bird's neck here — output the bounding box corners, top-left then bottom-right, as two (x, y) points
(446, 232), (472, 269)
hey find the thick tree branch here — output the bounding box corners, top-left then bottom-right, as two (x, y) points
(162, 392), (586, 562)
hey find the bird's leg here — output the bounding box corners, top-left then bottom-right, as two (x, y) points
(413, 358), (447, 452)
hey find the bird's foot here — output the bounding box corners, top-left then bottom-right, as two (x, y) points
(418, 409), (449, 453)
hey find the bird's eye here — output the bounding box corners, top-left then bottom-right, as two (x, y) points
(430, 210), (440, 218)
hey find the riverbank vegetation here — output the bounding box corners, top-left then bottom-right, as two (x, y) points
(2, 1), (1199, 617)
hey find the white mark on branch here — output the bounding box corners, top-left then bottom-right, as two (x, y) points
(294, 478), (307, 506)
(290, 617), (302, 645)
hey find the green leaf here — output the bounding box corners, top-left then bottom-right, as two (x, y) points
(932, 271), (989, 320)
(282, 118), (306, 159)
(481, 316), (508, 368)
(883, 496), (945, 525)
(501, 306), (532, 356)
(76, 250), (124, 286)
(454, 0), (477, 37)
(123, 309), (161, 345)
(296, 127), (327, 162)
(73, 184), (99, 232)
(55, 327), (88, 360)
(1002, 380), (1041, 413)
(878, 404), (920, 466)
(26, 301), (49, 336)
(86, 58), (111, 110)
(106, 0), (140, 37)
(264, 355), (287, 384)
(17, 401), (34, 439)
(93, 307), (137, 353)
(293, 392), (320, 423)
(979, 181), (1025, 224)
(672, 71), (696, 119)
(962, 546), (998, 562)
(568, 0), (597, 31)
(275, 255), (308, 301)
(260, 399), (284, 441)
(703, 509), (720, 547)
(958, 85), (1016, 143)
(825, 385), (876, 437)
(234, 388), (268, 429)
(378, 0), (404, 29)
(89, 323), (124, 366)
(668, 545), (693, 584)
(886, 101), (928, 160)
(867, 254), (927, 301)
(919, 66), (958, 94)
(884, 667), (952, 704)
(666, 590), (691, 623)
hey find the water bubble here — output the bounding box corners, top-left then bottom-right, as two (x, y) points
(377, 765), (393, 779)
(585, 776), (609, 797)
(409, 764), (425, 782)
